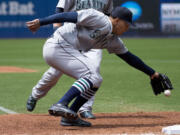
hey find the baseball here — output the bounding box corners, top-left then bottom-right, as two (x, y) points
(164, 90), (171, 97)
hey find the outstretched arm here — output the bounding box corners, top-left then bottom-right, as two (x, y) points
(117, 51), (174, 95)
(117, 51), (158, 78)
(26, 12), (78, 32)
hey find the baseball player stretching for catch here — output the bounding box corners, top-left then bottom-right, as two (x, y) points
(26, 6), (173, 127)
(26, 0), (113, 119)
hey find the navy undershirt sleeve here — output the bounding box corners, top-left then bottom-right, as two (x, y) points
(39, 12), (78, 26)
(117, 51), (155, 76)
(53, 7), (65, 30)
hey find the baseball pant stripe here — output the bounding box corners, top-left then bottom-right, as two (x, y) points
(72, 78), (93, 93)
(81, 93), (91, 100)
(77, 80), (88, 90)
(85, 90), (95, 96)
(82, 93), (93, 98)
(81, 92), (92, 99)
(76, 78), (91, 90)
(83, 78), (93, 88)
(88, 89), (96, 93)
(81, 90), (95, 99)
(80, 78), (90, 88)
(72, 84), (84, 92)
(75, 82), (86, 91)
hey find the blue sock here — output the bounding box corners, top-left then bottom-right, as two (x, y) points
(58, 86), (80, 106)
(70, 96), (88, 113)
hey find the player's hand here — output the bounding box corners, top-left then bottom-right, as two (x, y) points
(26, 19), (40, 33)
(150, 72), (159, 79)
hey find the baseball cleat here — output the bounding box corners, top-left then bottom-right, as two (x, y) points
(80, 111), (96, 119)
(60, 117), (92, 127)
(48, 103), (78, 119)
(26, 95), (37, 112)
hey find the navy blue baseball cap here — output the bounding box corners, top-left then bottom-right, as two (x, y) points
(111, 6), (134, 25)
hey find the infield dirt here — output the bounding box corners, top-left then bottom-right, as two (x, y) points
(0, 112), (180, 135)
(0, 66), (37, 73)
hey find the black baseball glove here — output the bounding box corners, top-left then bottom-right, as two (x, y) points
(150, 73), (173, 95)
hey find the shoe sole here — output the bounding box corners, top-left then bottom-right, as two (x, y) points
(80, 113), (96, 119)
(80, 114), (96, 119)
(60, 121), (91, 127)
(81, 116), (96, 119)
(48, 108), (78, 119)
(27, 108), (33, 112)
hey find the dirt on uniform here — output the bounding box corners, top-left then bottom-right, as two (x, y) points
(0, 112), (180, 135)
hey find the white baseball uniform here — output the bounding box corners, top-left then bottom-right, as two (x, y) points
(31, 0), (113, 113)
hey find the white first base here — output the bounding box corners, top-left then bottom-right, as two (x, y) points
(162, 125), (180, 135)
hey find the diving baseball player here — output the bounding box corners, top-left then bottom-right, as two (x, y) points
(26, 0), (113, 119)
(26, 6), (173, 127)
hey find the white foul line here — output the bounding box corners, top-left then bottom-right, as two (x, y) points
(0, 106), (18, 114)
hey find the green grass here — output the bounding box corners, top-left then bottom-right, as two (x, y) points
(0, 38), (180, 114)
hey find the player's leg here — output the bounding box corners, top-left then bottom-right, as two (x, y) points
(79, 49), (103, 119)
(83, 49), (102, 73)
(32, 67), (63, 99)
(43, 41), (102, 125)
(79, 96), (95, 118)
(26, 67), (63, 112)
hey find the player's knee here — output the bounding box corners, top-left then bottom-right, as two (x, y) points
(40, 68), (62, 87)
(80, 70), (103, 88)
(91, 74), (103, 88)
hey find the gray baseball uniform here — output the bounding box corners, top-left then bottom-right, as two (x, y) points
(31, 0), (113, 113)
(43, 9), (128, 90)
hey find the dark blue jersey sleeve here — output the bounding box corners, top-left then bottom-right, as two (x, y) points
(39, 12), (78, 26)
(117, 51), (155, 76)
